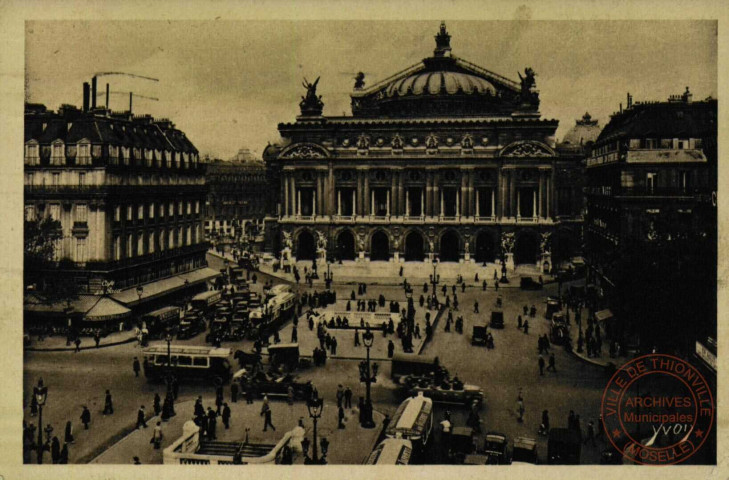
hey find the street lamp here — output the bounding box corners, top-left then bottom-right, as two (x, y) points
(324, 261), (333, 290)
(33, 379), (48, 464)
(136, 285), (144, 303)
(359, 328), (378, 429)
(429, 261), (440, 302)
(306, 396), (324, 464)
(165, 331), (175, 407)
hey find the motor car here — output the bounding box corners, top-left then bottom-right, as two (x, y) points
(483, 432), (510, 464)
(490, 310), (504, 329)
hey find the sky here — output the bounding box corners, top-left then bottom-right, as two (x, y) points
(25, 20), (717, 160)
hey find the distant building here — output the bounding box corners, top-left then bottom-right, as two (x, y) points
(205, 157), (268, 241)
(24, 84), (213, 303)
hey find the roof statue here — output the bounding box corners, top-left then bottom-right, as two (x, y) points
(299, 76), (324, 116)
(354, 72), (366, 90)
(434, 22), (452, 57)
(518, 68), (540, 109)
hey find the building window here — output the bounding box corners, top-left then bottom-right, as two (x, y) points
(127, 205), (133, 221)
(680, 171), (690, 192)
(187, 201), (191, 215)
(75, 204), (88, 222)
(644, 138), (657, 149)
(195, 200), (200, 214)
(186, 226), (191, 245)
(629, 139), (641, 149)
(145, 149), (153, 167)
(169, 202), (174, 217)
(109, 145), (119, 165)
(195, 225), (200, 243)
(178, 201), (183, 216)
(49, 204), (60, 221)
(113, 236), (121, 260)
(159, 230), (165, 251)
(678, 139), (689, 149)
(137, 233), (144, 256)
(52, 172), (60, 186)
(149, 202), (155, 219)
(25, 142), (40, 165)
(76, 238), (86, 263)
(138, 204), (144, 221)
(126, 234), (133, 258)
(78, 172), (86, 186)
(169, 229), (175, 249)
(51, 141), (65, 165)
(25, 205), (36, 221)
(646, 172), (657, 193)
(27, 172), (34, 186)
(122, 147), (130, 166)
(149, 232), (155, 254)
(159, 203), (165, 218)
(114, 205), (121, 222)
(77, 141), (91, 165)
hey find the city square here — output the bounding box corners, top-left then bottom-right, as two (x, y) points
(21, 18), (717, 468)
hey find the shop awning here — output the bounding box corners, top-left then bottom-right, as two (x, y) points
(595, 309), (614, 322)
(112, 267), (221, 306)
(84, 297), (131, 322)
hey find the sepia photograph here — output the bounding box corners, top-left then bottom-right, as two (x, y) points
(16, 12), (719, 471)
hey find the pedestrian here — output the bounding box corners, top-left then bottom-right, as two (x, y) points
(388, 340), (395, 358)
(308, 316), (314, 331)
(207, 407), (217, 440)
(153, 393), (161, 416)
(64, 421), (74, 444)
(74, 336), (81, 352)
(103, 389), (114, 415)
(538, 355), (545, 376)
(523, 319), (529, 334)
(331, 336), (338, 356)
(231, 381), (239, 403)
(246, 382), (255, 404)
(344, 386), (352, 409)
(547, 353), (556, 372)
(336, 385), (344, 408)
(51, 436), (61, 464)
(133, 456), (142, 465)
(354, 328), (360, 347)
(136, 406), (148, 429)
(517, 315), (523, 329)
(151, 421), (164, 449)
(482, 280), (487, 291)
(59, 442), (69, 464)
(541, 410), (550, 435)
(494, 281), (499, 292)
(287, 385), (294, 405)
(44, 423), (54, 444)
(475, 273), (479, 282)
(133, 357), (141, 377)
(291, 325), (298, 343)
(222, 403), (231, 429)
(474, 300), (479, 313)
(94, 330), (101, 348)
(261, 402), (275, 432)
(440, 413), (452, 456)
(80, 406), (91, 430)
(584, 420), (596, 446)
(414, 323), (421, 339)
(516, 398), (525, 423)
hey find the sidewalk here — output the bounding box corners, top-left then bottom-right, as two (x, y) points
(569, 348), (618, 369)
(92, 395), (384, 464)
(25, 329), (137, 352)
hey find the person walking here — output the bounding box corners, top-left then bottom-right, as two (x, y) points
(136, 406), (148, 429)
(153, 393), (162, 416)
(344, 386), (353, 409)
(338, 405), (346, 429)
(64, 421), (74, 444)
(51, 436), (61, 464)
(547, 353), (556, 373)
(539, 410), (550, 436)
(291, 325), (298, 343)
(80, 406), (91, 430)
(584, 420), (596, 446)
(215, 386), (224, 415)
(523, 319), (529, 335)
(331, 336), (338, 356)
(207, 407), (217, 440)
(474, 300), (479, 313)
(133, 357), (141, 378)
(222, 403), (231, 429)
(354, 328), (360, 347)
(261, 402), (275, 432)
(94, 330), (101, 348)
(103, 390), (114, 415)
(387, 340), (395, 358)
(59, 442), (69, 464)
(151, 421), (164, 449)
(336, 385), (344, 408)
(74, 336), (82, 353)
(287, 385), (294, 406)
(538, 355), (545, 376)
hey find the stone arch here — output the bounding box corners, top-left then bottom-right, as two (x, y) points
(439, 229), (461, 262)
(370, 230), (390, 261)
(335, 228), (356, 261)
(514, 229), (539, 265)
(475, 228), (497, 263)
(404, 229), (425, 262)
(296, 229), (316, 261)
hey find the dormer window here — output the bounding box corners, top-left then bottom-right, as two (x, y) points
(183, 152), (189, 168)
(109, 145), (119, 165)
(25, 141), (40, 166)
(122, 146), (130, 166)
(145, 148), (153, 167)
(77, 140), (91, 165)
(51, 140), (65, 165)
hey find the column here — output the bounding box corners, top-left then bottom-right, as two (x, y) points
(337, 190), (342, 216)
(460, 172), (467, 217)
(291, 175), (297, 217)
(516, 188), (521, 218)
(456, 190), (460, 217)
(440, 190), (444, 216)
(390, 173), (397, 217)
(283, 174), (289, 216)
(297, 190), (301, 216)
(398, 172), (404, 217)
(467, 170), (474, 217)
(406, 189), (410, 216)
(386, 190), (390, 216)
(352, 189), (356, 217)
(315, 173), (322, 216)
(509, 171), (516, 218)
(420, 189), (424, 217)
(356, 171), (363, 216)
(328, 164), (335, 216)
(434, 173), (440, 217)
(370, 190), (375, 216)
(491, 188), (495, 218)
(425, 173), (433, 216)
(497, 169), (504, 219)
(364, 172), (370, 216)
(475, 189), (480, 217)
(532, 189), (537, 219)
(550, 168), (556, 218)
(538, 171), (544, 218)
(313, 190), (317, 216)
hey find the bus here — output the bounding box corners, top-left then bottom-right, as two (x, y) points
(364, 438), (413, 465)
(385, 392), (433, 448)
(142, 306), (182, 339)
(391, 354), (437, 384)
(142, 345), (233, 385)
(268, 284), (292, 298)
(191, 290), (222, 313)
(249, 292), (298, 334)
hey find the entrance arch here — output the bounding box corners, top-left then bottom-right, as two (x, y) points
(439, 230), (460, 262)
(296, 230), (316, 261)
(404, 231), (425, 262)
(370, 231), (390, 261)
(336, 230), (356, 261)
(475, 230), (496, 263)
(514, 231), (539, 265)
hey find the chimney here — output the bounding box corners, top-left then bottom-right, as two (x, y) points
(91, 76), (97, 109)
(129, 92), (133, 113)
(106, 83), (110, 109)
(83, 82), (90, 112)
(627, 92), (633, 109)
(619, 103), (622, 113)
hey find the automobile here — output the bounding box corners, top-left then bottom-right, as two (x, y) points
(177, 315), (206, 340)
(548, 428), (581, 464)
(471, 325), (488, 346)
(520, 277), (542, 290)
(546, 297), (561, 320)
(490, 310), (504, 329)
(512, 436), (538, 464)
(406, 381), (484, 408)
(551, 313), (570, 345)
(483, 432), (510, 464)
(449, 426), (475, 462)
(267, 343), (300, 371)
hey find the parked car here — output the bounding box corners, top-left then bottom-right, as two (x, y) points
(520, 277), (542, 290)
(490, 310), (504, 329)
(483, 432), (510, 464)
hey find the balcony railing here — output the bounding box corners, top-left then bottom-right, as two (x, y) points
(615, 187), (703, 197)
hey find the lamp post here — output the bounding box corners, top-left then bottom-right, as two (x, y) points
(324, 261), (332, 290)
(359, 328), (378, 428)
(136, 285), (144, 303)
(165, 331), (175, 405)
(429, 261), (440, 302)
(33, 379), (48, 464)
(306, 396), (324, 464)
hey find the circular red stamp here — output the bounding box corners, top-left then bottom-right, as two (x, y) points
(601, 354), (714, 465)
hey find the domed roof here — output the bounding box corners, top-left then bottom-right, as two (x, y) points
(561, 112), (601, 146)
(384, 71), (497, 98)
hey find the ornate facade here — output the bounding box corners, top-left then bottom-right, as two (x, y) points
(265, 24), (583, 270)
